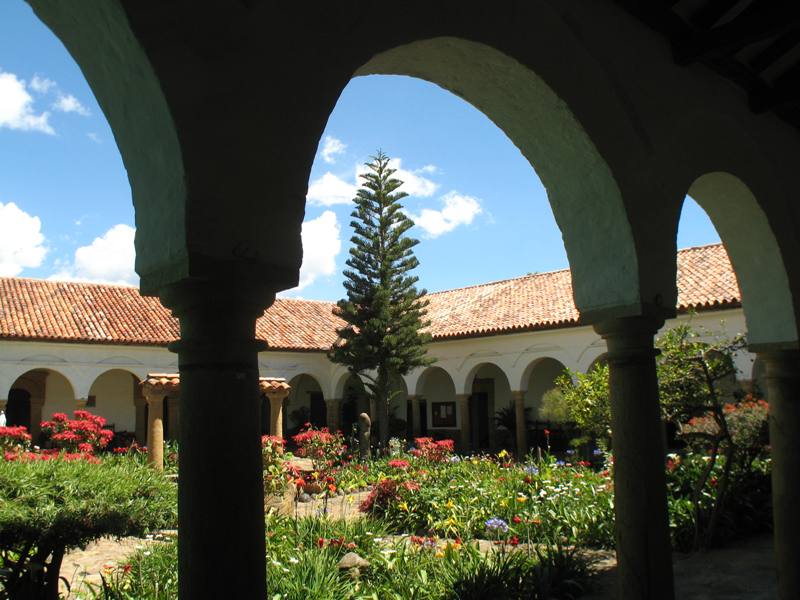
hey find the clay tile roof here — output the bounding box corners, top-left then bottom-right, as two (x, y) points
(0, 243), (741, 350)
(141, 373), (181, 395)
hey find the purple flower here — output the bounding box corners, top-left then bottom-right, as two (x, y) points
(485, 517), (509, 533)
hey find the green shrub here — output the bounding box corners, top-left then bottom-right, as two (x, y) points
(0, 456), (176, 599)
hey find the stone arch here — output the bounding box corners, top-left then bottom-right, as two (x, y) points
(6, 368), (77, 441)
(356, 36), (642, 319)
(462, 362), (512, 451)
(87, 369), (143, 435)
(284, 374), (325, 436)
(415, 366), (457, 436)
(679, 173), (797, 348)
(519, 357), (569, 422)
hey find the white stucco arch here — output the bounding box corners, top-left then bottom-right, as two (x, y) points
(684, 173), (797, 347)
(357, 35), (644, 320)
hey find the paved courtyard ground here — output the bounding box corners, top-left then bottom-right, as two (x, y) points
(584, 534), (776, 599)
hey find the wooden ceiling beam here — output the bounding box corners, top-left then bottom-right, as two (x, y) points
(674, 1), (800, 65)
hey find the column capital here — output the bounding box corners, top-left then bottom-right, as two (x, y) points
(76, 398), (88, 408)
(594, 315), (664, 365)
(159, 280), (273, 363)
(510, 390), (526, 401)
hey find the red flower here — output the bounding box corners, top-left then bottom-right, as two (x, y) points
(508, 536), (520, 546)
(543, 429), (550, 436)
(512, 515), (522, 524)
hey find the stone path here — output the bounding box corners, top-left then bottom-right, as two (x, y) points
(61, 536), (155, 598)
(583, 534), (776, 599)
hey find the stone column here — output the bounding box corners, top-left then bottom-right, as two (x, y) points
(511, 390), (528, 459)
(29, 397), (45, 443)
(144, 393), (164, 471)
(265, 391), (289, 440)
(160, 281), (271, 599)
(594, 316), (674, 600)
(456, 393), (471, 453)
(758, 349), (800, 600)
(327, 398), (341, 433)
(410, 395), (422, 437)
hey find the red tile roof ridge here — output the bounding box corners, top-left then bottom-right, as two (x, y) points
(426, 267), (567, 297)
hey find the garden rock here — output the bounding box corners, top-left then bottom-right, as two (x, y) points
(337, 552), (370, 578)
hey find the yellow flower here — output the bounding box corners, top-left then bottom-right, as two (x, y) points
(516, 496), (527, 503)
(471, 459), (479, 465)
(499, 499), (508, 507)
(445, 499), (455, 509)
(398, 501), (409, 513)
(435, 550), (445, 558)
(498, 449), (508, 458)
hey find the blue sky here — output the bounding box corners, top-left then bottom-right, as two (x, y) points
(0, 1), (720, 300)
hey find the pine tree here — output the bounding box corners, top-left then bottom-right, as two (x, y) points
(330, 151), (434, 446)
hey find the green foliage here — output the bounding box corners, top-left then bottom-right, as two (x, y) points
(0, 456), (176, 599)
(95, 515), (588, 600)
(329, 152), (434, 446)
(537, 389), (571, 424)
(555, 365), (611, 444)
(353, 453), (615, 547)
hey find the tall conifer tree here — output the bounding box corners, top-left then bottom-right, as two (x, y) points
(330, 151), (433, 446)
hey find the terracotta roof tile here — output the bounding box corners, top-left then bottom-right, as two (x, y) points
(0, 244), (740, 350)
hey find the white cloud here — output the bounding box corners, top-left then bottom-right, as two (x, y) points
(0, 202), (48, 275)
(321, 135), (346, 164)
(295, 210), (341, 291)
(50, 224), (137, 286)
(29, 75), (55, 94)
(307, 172), (358, 206)
(409, 191), (483, 238)
(53, 93), (90, 116)
(308, 157), (440, 207)
(356, 158), (439, 198)
(0, 71), (54, 134)
(86, 132), (101, 143)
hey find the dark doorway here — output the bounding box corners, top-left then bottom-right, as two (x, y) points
(7, 388), (31, 429)
(470, 391), (490, 450)
(310, 392), (326, 427)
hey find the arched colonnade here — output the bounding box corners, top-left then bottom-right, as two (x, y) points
(18, 2), (800, 597)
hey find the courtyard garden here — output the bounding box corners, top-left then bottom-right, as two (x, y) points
(0, 365), (772, 599)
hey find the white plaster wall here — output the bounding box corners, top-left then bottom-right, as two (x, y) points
(89, 369), (136, 432)
(0, 307), (754, 430)
(43, 372), (76, 419)
(420, 367), (458, 432)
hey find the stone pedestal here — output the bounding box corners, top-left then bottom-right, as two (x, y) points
(511, 390), (527, 458)
(595, 316), (674, 600)
(456, 393), (471, 453)
(161, 280), (271, 599)
(758, 349), (800, 600)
